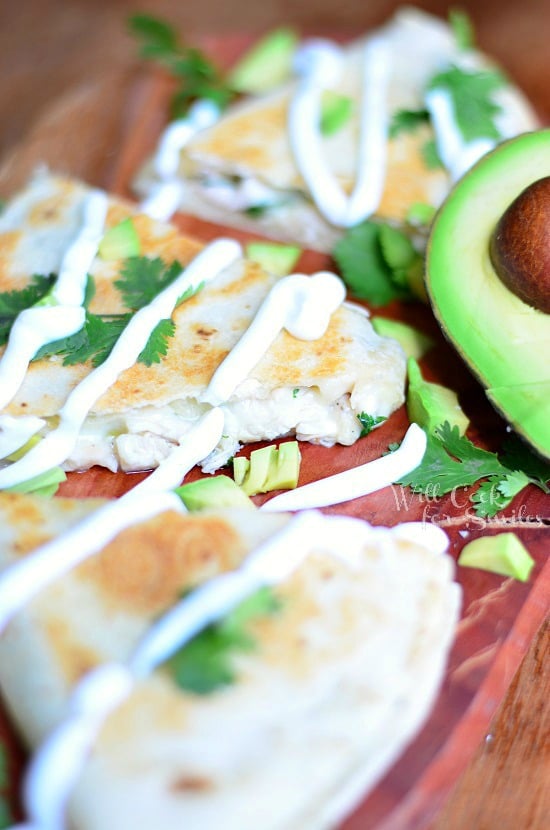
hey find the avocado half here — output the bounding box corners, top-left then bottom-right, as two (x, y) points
(426, 130), (550, 460)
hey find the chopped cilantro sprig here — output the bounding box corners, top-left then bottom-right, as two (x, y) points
(333, 220), (423, 306)
(0, 274), (56, 345)
(357, 412), (386, 437)
(166, 586), (281, 695)
(128, 14), (233, 117)
(397, 422), (550, 518)
(1, 255), (193, 369)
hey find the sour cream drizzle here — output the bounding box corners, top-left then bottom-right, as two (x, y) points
(140, 99), (221, 221)
(204, 270), (346, 405)
(425, 87), (497, 181)
(261, 422), (426, 511)
(288, 36), (390, 227)
(20, 509), (441, 830)
(0, 191), (107, 412)
(0, 239), (241, 489)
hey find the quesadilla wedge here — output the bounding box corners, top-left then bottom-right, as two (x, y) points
(133, 7), (539, 252)
(0, 490), (460, 830)
(0, 171), (406, 479)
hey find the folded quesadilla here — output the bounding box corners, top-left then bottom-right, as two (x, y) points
(0, 491), (460, 830)
(0, 171), (406, 477)
(133, 7), (539, 252)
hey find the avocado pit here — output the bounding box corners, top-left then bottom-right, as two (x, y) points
(489, 176), (550, 313)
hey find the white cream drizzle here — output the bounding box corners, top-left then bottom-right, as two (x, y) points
(0, 191), (107, 413)
(0, 408), (224, 636)
(0, 239), (241, 489)
(140, 99), (220, 221)
(19, 509), (443, 830)
(288, 36), (390, 227)
(261, 422), (426, 511)
(203, 270), (346, 406)
(425, 87), (497, 181)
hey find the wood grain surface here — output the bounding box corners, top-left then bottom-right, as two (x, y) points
(0, 1), (549, 828)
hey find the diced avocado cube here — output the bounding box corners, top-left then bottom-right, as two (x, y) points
(407, 357), (469, 434)
(372, 317), (434, 360)
(265, 440), (301, 490)
(245, 241), (301, 276)
(458, 533), (535, 582)
(232, 456), (250, 487)
(320, 91), (353, 136)
(406, 201), (437, 226)
(227, 28), (299, 95)
(6, 466), (66, 498)
(98, 218), (141, 261)
(176, 475), (255, 510)
(240, 445), (277, 496)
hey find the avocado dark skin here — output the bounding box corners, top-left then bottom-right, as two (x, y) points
(490, 176), (550, 313)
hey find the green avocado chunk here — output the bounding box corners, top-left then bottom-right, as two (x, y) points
(425, 130), (550, 460)
(320, 91), (353, 136)
(458, 533), (535, 582)
(98, 218), (141, 260)
(176, 475), (255, 511)
(245, 241), (301, 276)
(227, 28), (298, 95)
(372, 317), (434, 359)
(406, 357), (469, 434)
(233, 441), (301, 496)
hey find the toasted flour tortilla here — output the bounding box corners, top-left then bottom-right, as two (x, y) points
(0, 491), (460, 830)
(133, 7), (539, 252)
(0, 171), (406, 474)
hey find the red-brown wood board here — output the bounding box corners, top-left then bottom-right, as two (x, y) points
(0, 34), (548, 830)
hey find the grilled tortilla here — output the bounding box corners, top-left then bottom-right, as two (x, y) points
(133, 7), (539, 252)
(0, 491), (460, 830)
(0, 171), (405, 474)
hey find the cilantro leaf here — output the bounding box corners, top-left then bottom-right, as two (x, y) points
(398, 422), (549, 517)
(389, 108), (430, 139)
(34, 312), (131, 367)
(428, 65), (506, 142)
(398, 423), (510, 495)
(500, 436), (550, 492)
(114, 256), (183, 310)
(470, 471), (530, 518)
(333, 221), (416, 306)
(421, 138), (444, 170)
(138, 318), (175, 366)
(357, 412), (386, 437)
(0, 274), (56, 345)
(128, 14), (233, 117)
(166, 586), (281, 695)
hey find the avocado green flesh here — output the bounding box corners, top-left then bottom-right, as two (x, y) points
(458, 533), (535, 582)
(426, 130), (550, 459)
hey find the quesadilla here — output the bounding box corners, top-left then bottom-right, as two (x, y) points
(0, 490), (460, 830)
(0, 171), (406, 478)
(133, 7), (539, 252)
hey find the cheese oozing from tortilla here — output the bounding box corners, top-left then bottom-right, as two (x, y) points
(289, 35), (389, 227)
(19, 511), (449, 830)
(0, 191), (107, 412)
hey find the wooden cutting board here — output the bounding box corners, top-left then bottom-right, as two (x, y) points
(0, 7), (549, 829)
